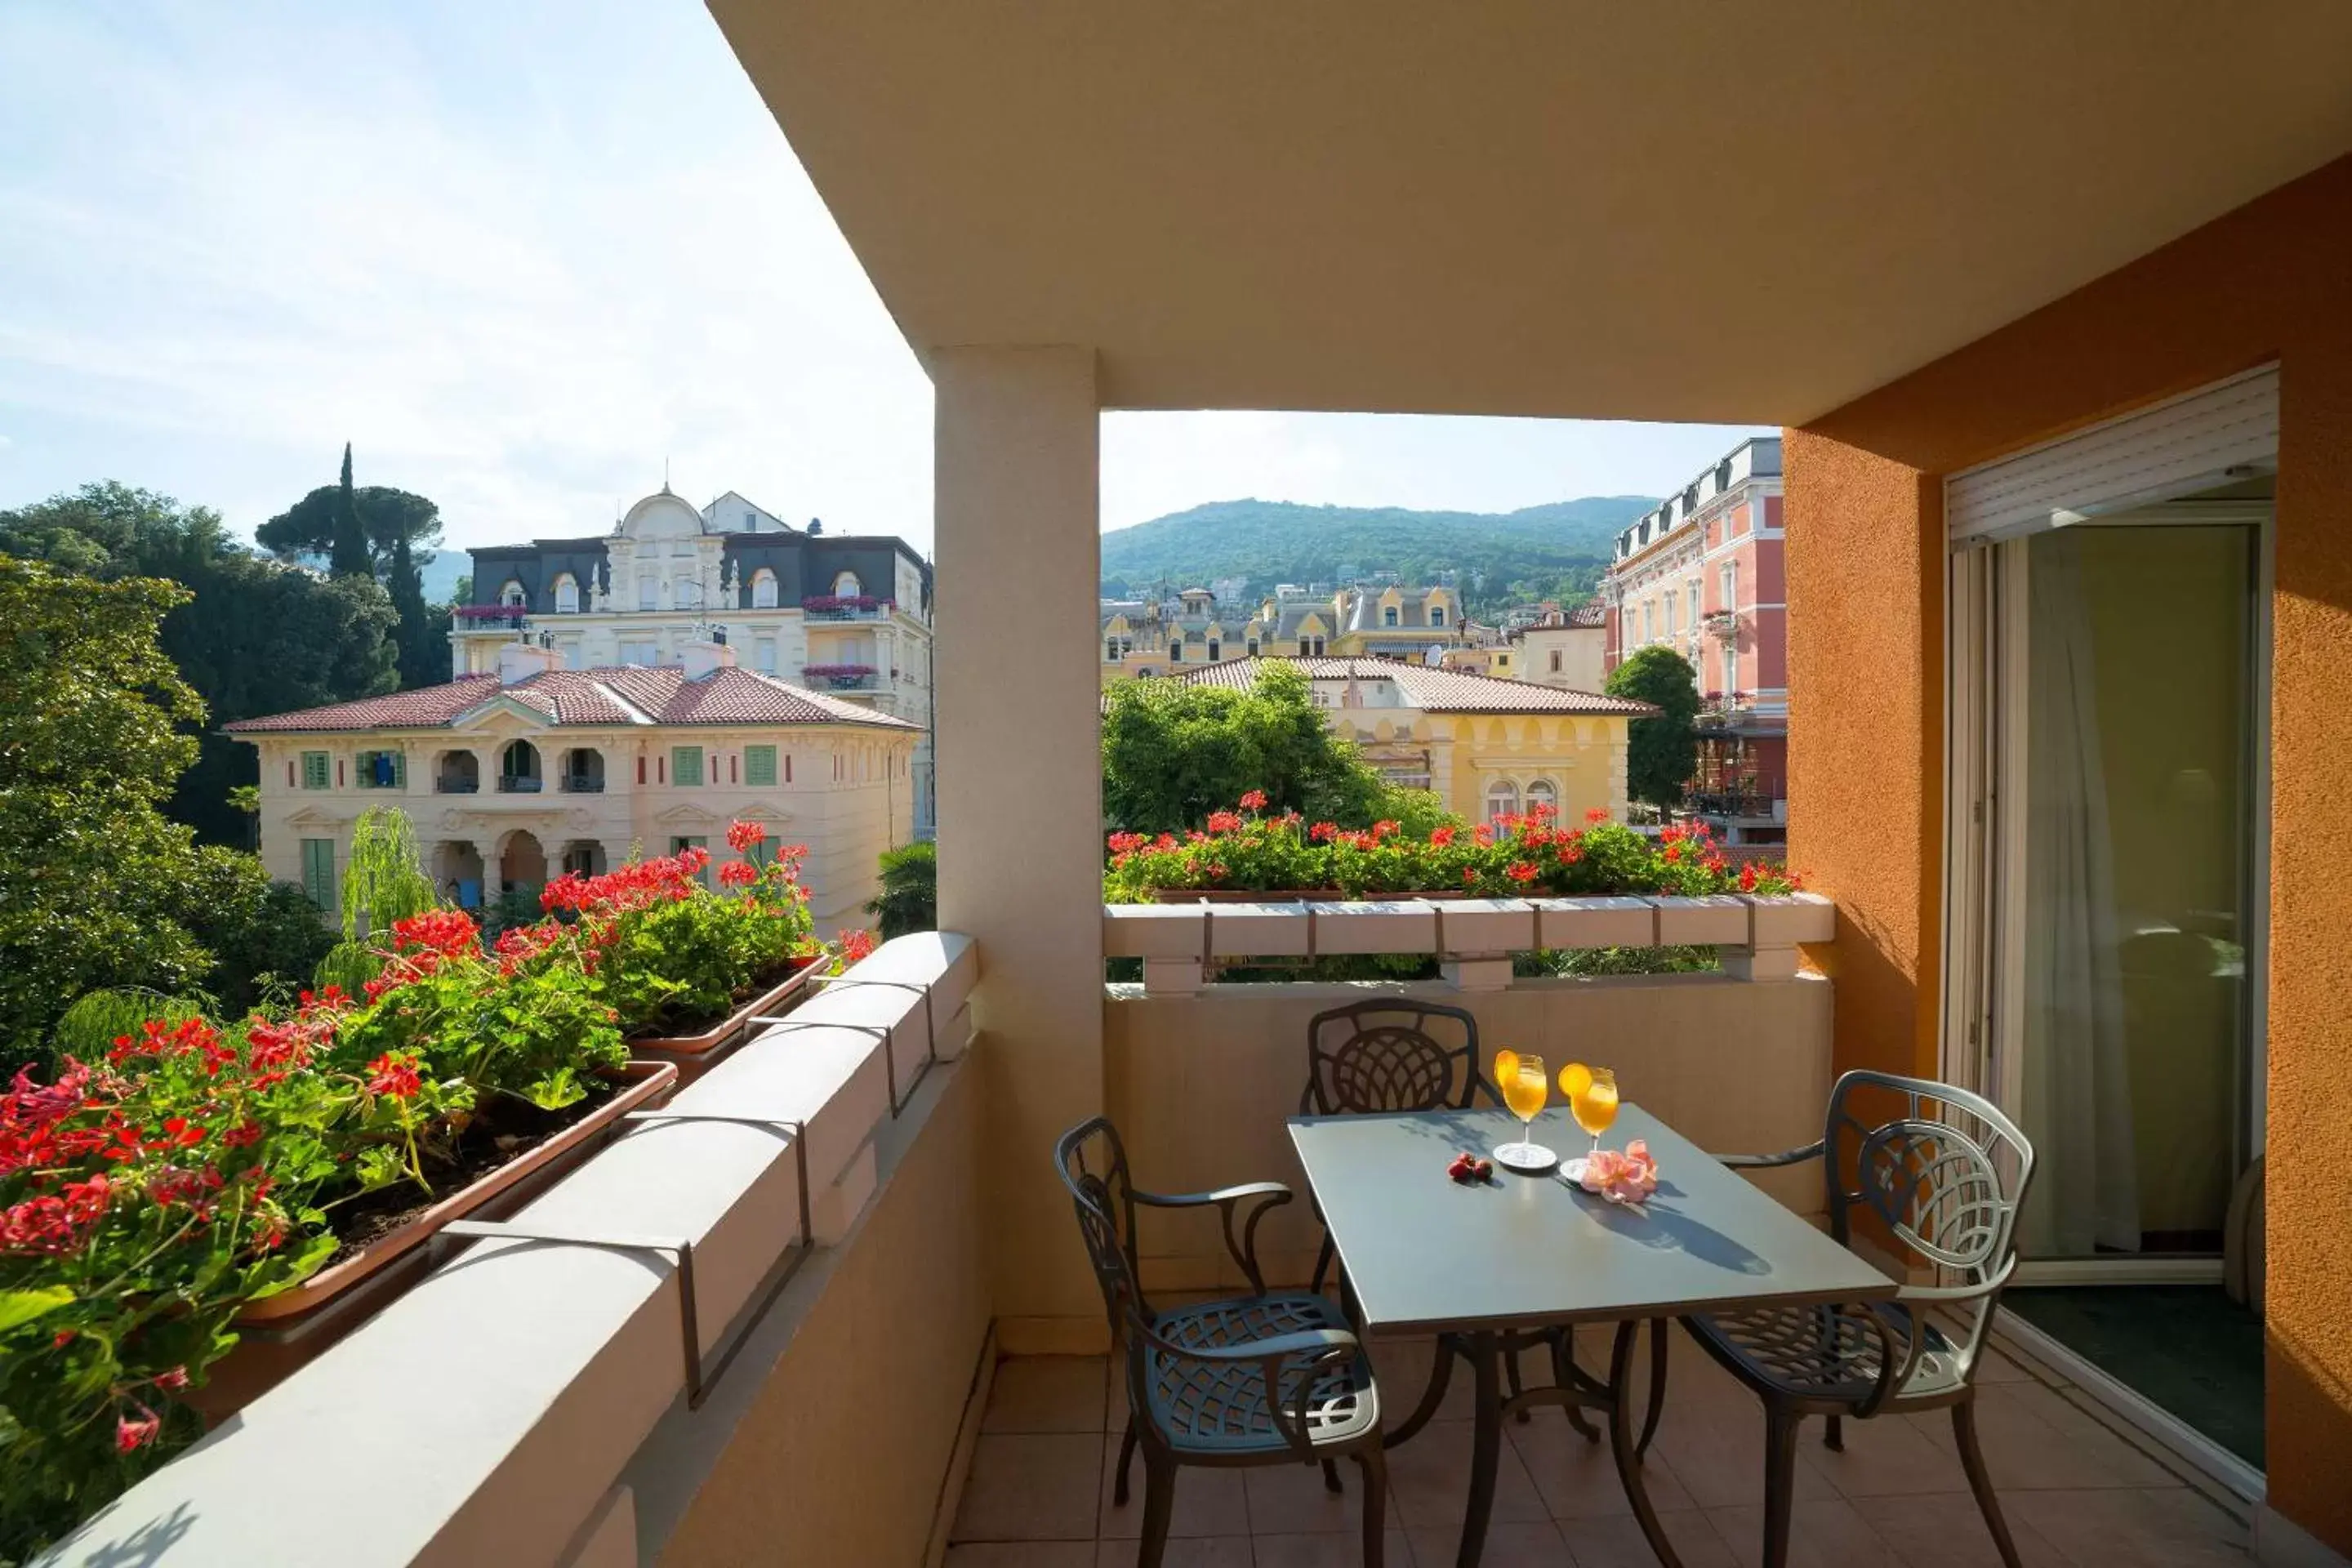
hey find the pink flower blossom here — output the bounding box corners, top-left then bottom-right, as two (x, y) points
(1578, 1140), (1659, 1206)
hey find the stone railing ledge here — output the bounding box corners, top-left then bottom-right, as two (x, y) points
(1747, 890), (1837, 947)
(1652, 893), (1751, 947)
(1529, 895), (1656, 950)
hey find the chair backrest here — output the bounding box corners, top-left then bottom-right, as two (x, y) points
(1054, 1116), (1152, 1338)
(1820, 1070), (2036, 1369)
(1300, 999), (1494, 1116)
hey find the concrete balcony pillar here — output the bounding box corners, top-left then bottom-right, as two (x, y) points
(933, 345), (1105, 1349)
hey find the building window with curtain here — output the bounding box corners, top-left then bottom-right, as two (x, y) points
(1486, 780), (1519, 822)
(553, 573), (578, 612)
(1525, 778), (1557, 816)
(752, 569), (778, 608)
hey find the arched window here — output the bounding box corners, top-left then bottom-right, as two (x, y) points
(1169, 639), (1183, 662)
(1486, 779), (1519, 823)
(1247, 639), (1260, 657)
(1430, 605), (1446, 626)
(499, 579), (526, 608)
(1524, 778), (1557, 817)
(1207, 639), (1220, 661)
(751, 568), (778, 608)
(1383, 606), (1399, 627)
(499, 741), (543, 793)
(552, 572), (578, 613)
(831, 570), (862, 598)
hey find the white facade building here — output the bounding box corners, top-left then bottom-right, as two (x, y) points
(452, 488), (936, 835)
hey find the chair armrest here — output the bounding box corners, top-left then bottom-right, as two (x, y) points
(1134, 1182), (1295, 1294)
(1135, 1323), (1365, 1461)
(1717, 1139), (1826, 1170)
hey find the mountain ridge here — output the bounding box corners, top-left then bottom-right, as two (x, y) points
(1098, 494), (1650, 610)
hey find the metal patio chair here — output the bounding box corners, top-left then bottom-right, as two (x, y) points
(1685, 1069), (2038, 1568)
(1057, 1116), (1389, 1568)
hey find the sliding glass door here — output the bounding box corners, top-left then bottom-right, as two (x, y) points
(1948, 496), (2265, 1270)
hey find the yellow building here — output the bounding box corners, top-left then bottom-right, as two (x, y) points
(1158, 654), (1650, 822)
(1102, 581), (1460, 685)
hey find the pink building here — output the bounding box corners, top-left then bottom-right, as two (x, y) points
(1601, 436), (1787, 842)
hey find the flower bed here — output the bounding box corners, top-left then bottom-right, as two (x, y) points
(1105, 794), (1799, 902)
(0, 817), (863, 1561)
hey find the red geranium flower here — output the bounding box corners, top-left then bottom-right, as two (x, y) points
(1585, 807), (1610, 824)
(1238, 790), (1268, 811)
(1505, 862), (1539, 884)
(726, 819), (768, 853)
(1429, 826), (1456, 847)
(1308, 822), (1339, 844)
(364, 1052), (423, 1101)
(718, 860), (760, 889)
(1205, 811), (1243, 835)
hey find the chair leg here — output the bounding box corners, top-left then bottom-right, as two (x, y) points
(1823, 1414), (1843, 1452)
(1321, 1457), (1343, 1494)
(1506, 1341), (1531, 1424)
(1137, 1454), (1175, 1568)
(1355, 1446), (1389, 1567)
(1953, 1398), (2025, 1568)
(1761, 1408), (1799, 1568)
(1113, 1416), (1138, 1506)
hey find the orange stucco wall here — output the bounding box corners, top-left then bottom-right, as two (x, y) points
(1787, 152), (2352, 1552)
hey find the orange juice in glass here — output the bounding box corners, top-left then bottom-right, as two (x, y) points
(1560, 1064), (1619, 1181)
(1491, 1049), (1557, 1171)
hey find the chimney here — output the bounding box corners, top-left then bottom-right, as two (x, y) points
(678, 636), (737, 681)
(498, 639), (563, 684)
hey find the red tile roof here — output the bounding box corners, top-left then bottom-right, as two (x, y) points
(225, 666), (920, 733)
(1135, 657), (1655, 715)
(1565, 599), (1607, 628)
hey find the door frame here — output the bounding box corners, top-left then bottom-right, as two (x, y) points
(1937, 372), (2278, 1277)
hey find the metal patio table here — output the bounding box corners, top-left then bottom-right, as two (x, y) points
(1289, 1102), (1895, 1568)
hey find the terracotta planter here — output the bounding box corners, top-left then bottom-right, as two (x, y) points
(189, 1060), (678, 1420)
(1148, 889), (1474, 904)
(626, 960), (819, 1085)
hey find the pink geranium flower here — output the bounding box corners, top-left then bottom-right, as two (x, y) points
(1579, 1139), (1659, 1206)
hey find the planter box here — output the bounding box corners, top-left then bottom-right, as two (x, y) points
(628, 961), (819, 1085)
(194, 1060), (679, 1419)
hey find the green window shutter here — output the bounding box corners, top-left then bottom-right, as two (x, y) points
(671, 746), (702, 787)
(301, 751), (331, 790)
(300, 839), (336, 911)
(744, 745), (777, 787)
(390, 751), (406, 790)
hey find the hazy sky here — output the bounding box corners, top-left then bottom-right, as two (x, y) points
(0, 2), (1768, 558)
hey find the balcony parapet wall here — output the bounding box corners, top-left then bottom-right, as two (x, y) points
(1104, 891), (1833, 993)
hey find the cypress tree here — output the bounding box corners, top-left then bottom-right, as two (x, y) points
(328, 442), (372, 577)
(387, 529), (441, 688)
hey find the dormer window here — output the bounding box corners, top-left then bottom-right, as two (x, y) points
(832, 570), (862, 597)
(499, 580), (525, 609)
(751, 568), (778, 608)
(1430, 606), (1446, 626)
(551, 573), (578, 613)
(1383, 606), (1399, 627)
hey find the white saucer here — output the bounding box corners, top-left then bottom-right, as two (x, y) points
(1558, 1155), (1589, 1185)
(1492, 1141), (1559, 1175)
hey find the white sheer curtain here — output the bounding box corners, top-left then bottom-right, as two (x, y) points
(2018, 531), (2142, 1256)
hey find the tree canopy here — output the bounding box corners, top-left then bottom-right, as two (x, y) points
(1102, 662), (1434, 834)
(255, 471), (443, 576)
(0, 483), (399, 842)
(1604, 646), (1701, 808)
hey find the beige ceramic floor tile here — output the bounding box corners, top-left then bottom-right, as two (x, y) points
(1385, 1419), (1554, 1529)
(1095, 1449), (1252, 1539)
(1559, 1510), (1740, 1568)
(1508, 1414), (1699, 1520)
(1408, 1518), (1575, 1566)
(1245, 1459), (1405, 1535)
(947, 1544), (1096, 1567)
(987, 1356), (1111, 1434)
(1703, 1499), (1900, 1567)
(1249, 1530), (1417, 1567)
(1903, 1388), (2173, 1493)
(2005, 1488), (2251, 1566)
(951, 1432), (1107, 1543)
(1801, 1411), (1972, 1499)
(1095, 1538), (1254, 1568)
(1850, 1490), (2071, 1568)
(1650, 1405), (1838, 1512)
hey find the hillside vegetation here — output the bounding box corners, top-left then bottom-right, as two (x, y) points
(1098, 495), (1650, 614)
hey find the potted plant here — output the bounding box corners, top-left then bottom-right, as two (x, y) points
(550, 822), (823, 1082)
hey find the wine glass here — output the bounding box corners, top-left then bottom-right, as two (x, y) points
(1493, 1049), (1556, 1169)
(1563, 1066), (1619, 1181)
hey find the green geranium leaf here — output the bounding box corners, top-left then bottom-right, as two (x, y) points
(0, 1285), (75, 1334)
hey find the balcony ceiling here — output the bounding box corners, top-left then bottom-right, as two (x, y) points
(710, 0), (2352, 425)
